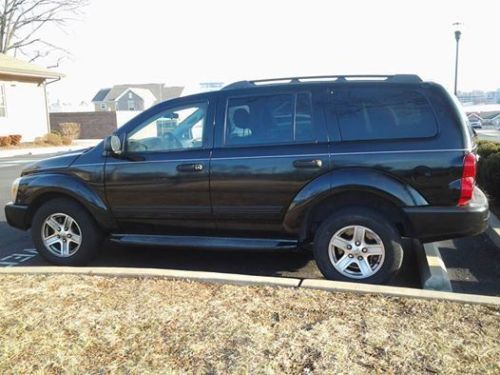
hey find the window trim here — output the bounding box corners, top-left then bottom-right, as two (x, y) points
(125, 100), (210, 155)
(222, 91), (316, 148)
(0, 84), (7, 117)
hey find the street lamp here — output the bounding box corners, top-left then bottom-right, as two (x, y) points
(453, 22), (462, 96)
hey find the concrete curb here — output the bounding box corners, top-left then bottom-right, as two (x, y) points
(486, 211), (500, 249)
(0, 266), (498, 306)
(415, 241), (453, 292)
(300, 279), (499, 305)
(0, 266), (301, 288)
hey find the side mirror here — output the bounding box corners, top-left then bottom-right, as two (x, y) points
(104, 135), (123, 155)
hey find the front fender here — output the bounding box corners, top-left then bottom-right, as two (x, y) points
(283, 168), (428, 234)
(17, 173), (116, 230)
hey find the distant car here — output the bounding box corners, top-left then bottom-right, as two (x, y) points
(470, 121), (482, 129)
(5, 74), (490, 284)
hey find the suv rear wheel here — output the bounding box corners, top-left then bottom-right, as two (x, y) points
(313, 208), (403, 284)
(32, 198), (103, 266)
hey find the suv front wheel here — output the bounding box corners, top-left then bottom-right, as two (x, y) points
(313, 208), (403, 284)
(32, 198), (103, 266)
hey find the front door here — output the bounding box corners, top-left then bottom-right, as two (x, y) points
(104, 97), (215, 234)
(210, 88), (330, 237)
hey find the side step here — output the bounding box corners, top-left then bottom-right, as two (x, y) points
(109, 234), (299, 251)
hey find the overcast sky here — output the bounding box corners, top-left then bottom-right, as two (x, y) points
(46, 0), (499, 104)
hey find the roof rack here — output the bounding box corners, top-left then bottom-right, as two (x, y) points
(222, 74), (422, 90)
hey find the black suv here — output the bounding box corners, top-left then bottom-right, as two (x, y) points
(5, 75), (489, 284)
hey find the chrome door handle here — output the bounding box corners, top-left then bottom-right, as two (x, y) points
(293, 159), (323, 169)
(177, 163), (204, 172)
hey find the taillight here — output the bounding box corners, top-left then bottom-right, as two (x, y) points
(458, 153), (477, 206)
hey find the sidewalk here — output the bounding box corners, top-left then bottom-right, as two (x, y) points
(476, 128), (500, 142)
(0, 139), (100, 159)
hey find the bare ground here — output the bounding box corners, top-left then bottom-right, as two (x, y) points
(0, 274), (498, 374)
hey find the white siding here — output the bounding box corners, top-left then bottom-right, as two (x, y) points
(0, 80), (49, 141)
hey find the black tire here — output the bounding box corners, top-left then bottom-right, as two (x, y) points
(313, 207), (403, 284)
(32, 198), (103, 266)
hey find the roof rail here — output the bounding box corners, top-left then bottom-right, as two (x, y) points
(222, 74), (422, 90)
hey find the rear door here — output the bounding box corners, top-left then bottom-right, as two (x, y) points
(210, 87), (330, 237)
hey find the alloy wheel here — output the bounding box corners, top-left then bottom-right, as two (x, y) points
(328, 225), (385, 279)
(41, 213), (82, 257)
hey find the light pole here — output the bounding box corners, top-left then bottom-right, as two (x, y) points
(453, 22), (462, 96)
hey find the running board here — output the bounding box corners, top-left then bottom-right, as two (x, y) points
(109, 234), (299, 251)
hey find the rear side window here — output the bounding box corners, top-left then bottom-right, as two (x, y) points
(225, 93), (315, 146)
(335, 88), (437, 141)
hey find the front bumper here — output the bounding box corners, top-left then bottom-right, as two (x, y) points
(4, 203), (30, 230)
(403, 187), (490, 243)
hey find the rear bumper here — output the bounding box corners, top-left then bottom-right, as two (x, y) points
(403, 187), (490, 243)
(4, 203), (29, 230)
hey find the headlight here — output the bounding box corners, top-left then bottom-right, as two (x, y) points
(11, 177), (21, 202)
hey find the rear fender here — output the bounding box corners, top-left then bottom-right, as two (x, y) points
(283, 168), (428, 234)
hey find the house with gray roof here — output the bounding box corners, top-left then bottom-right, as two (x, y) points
(91, 83), (183, 112)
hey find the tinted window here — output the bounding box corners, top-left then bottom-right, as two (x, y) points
(335, 88), (437, 141)
(225, 93), (314, 146)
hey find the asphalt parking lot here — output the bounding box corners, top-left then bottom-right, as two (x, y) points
(1, 153), (499, 295)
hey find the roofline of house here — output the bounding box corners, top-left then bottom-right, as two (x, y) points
(0, 67), (63, 80)
(92, 84), (185, 103)
(91, 88), (111, 103)
(114, 87), (156, 102)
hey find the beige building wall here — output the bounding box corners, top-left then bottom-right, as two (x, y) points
(0, 79), (49, 141)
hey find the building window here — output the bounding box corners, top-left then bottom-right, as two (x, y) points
(0, 85), (7, 117)
(128, 100), (136, 111)
(100, 103), (107, 110)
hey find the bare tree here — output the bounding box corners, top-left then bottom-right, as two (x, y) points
(0, 0), (88, 63)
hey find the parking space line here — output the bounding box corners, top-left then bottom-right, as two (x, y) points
(0, 249), (38, 267)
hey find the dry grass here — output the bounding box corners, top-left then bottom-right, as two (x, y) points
(0, 275), (498, 375)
